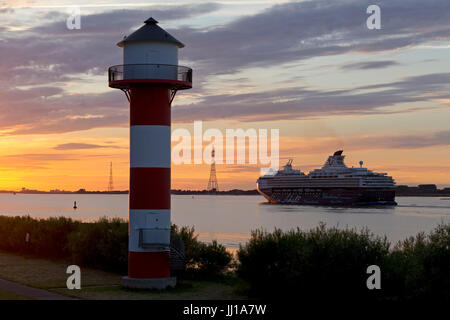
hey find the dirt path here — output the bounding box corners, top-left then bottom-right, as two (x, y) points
(0, 278), (74, 300)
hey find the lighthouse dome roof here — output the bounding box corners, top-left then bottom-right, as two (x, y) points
(117, 17), (184, 48)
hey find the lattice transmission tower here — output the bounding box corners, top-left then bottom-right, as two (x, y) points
(108, 162), (114, 192)
(207, 146), (219, 192)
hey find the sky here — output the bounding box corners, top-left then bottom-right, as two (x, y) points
(0, 0), (449, 191)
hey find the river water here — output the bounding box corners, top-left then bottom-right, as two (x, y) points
(0, 194), (448, 248)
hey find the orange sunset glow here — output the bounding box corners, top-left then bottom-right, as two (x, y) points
(1, 129), (449, 191)
(1, 0), (450, 305)
(0, 0), (449, 192)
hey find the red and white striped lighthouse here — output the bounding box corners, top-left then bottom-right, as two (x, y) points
(108, 17), (192, 289)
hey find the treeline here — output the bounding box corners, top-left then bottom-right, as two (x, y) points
(0, 216), (448, 302)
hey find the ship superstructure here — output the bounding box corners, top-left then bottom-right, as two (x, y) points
(257, 151), (396, 205)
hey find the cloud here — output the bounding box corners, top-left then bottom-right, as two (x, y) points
(5, 0), (448, 82)
(351, 130), (450, 150)
(1, 86), (63, 101)
(0, 3), (223, 135)
(0, 3), (221, 86)
(1, 0), (450, 134)
(2, 153), (79, 161)
(178, 0), (450, 73)
(0, 90), (127, 135)
(380, 131), (450, 149)
(3, 71), (449, 134)
(34, 3), (221, 36)
(0, 8), (14, 14)
(172, 72), (450, 122)
(281, 130), (450, 155)
(341, 60), (400, 70)
(54, 143), (122, 150)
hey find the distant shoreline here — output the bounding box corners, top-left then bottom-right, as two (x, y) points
(0, 190), (129, 195)
(0, 185), (449, 197)
(0, 189), (260, 196)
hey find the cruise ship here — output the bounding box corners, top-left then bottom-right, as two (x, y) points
(257, 150), (397, 206)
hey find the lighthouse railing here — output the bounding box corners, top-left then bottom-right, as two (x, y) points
(108, 64), (192, 83)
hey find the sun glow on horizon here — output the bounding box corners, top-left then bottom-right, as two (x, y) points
(0, 0), (449, 190)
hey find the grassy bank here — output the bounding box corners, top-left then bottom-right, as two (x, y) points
(0, 251), (243, 300)
(0, 215), (448, 301)
(0, 216), (232, 277)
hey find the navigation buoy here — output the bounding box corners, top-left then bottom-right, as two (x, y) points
(73, 201), (77, 210)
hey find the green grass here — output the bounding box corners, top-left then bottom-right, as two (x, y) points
(0, 251), (247, 300)
(53, 280), (244, 300)
(0, 251), (121, 290)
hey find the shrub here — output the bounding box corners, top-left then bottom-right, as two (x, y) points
(385, 223), (450, 302)
(171, 224), (232, 276)
(195, 240), (233, 275)
(67, 217), (128, 273)
(171, 224), (201, 267)
(0, 215), (36, 252)
(0, 215), (79, 258)
(237, 223), (390, 300)
(33, 217), (80, 258)
(0, 216), (231, 277)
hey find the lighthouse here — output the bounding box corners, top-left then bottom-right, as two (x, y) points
(108, 18), (192, 289)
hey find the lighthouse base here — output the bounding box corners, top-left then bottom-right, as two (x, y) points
(122, 276), (176, 290)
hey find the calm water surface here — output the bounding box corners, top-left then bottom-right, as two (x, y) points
(0, 194), (448, 248)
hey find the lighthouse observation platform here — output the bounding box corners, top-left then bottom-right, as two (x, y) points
(108, 64), (192, 90)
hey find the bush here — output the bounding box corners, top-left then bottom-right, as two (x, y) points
(0, 215), (79, 258)
(0, 216), (231, 278)
(237, 223), (390, 300)
(385, 223), (450, 302)
(67, 217), (128, 273)
(0, 215), (35, 253)
(33, 217), (80, 258)
(171, 224), (201, 267)
(0, 216), (128, 272)
(171, 224), (232, 277)
(195, 240), (233, 275)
